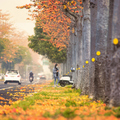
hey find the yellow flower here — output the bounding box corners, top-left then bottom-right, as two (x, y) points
(86, 61), (89, 64)
(63, 5), (67, 9)
(113, 38), (118, 45)
(67, 2), (70, 5)
(96, 51), (101, 56)
(92, 58), (95, 62)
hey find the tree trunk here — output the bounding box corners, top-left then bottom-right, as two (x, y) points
(105, 0), (114, 104)
(69, 27), (73, 77)
(63, 61), (67, 75)
(89, 0), (97, 99)
(109, 0), (120, 107)
(77, 31), (83, 89)
(94, 0), (109, 100)
(67, 41), (71, 74)
(80, 24), (84, 93)
(75, 27), (79, 88)
(71, 24), (76, 87)
(60, 63), (63, 76)
(81, 0), (91, 94)
(73, 26), (77, 87)
(76, 17), (82, 89)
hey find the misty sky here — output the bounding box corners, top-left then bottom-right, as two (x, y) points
(0, 0), (35, 35)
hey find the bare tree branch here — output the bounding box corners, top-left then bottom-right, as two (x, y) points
(65, 8), (78, 19)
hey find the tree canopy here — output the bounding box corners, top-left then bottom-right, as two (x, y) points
(0, 38), (5, 57)
(28, 25), (66, 63)
(17, 0), (83, 49)
(0, 10), (33, 72)
(13, 46), (32, 65)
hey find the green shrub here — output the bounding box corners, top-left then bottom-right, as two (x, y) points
(43, 111), (52, 118)
(104, 112), (112, 116)
(65, 100), (77, 107)
(79, 101), (91, 106)
(105, 107), (111, 110)
(61, 108), (76, 118)
(113, 107), (120, 118)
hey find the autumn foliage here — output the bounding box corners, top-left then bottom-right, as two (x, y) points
(0, 81), (119, 119)
(17, 0), (83, 49)
(28, 25), (67, 63)
(0, 10), (32, 71)
(0, 10), (13, 38)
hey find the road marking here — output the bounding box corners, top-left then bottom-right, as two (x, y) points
(0, 80), (40, 90)
(33, 82), (38, 84)
(0, 87), (13, 90)
(33, 80), (39, 85)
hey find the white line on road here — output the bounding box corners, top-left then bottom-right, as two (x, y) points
(33, 82), (38, 84)
(32, 80), (40, 85)
(0, 87), (13, 91)
(0, 80), (40, 90)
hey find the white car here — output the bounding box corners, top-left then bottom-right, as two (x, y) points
(4, 70), (21, 85)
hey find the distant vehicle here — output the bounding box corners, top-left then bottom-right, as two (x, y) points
(36, 75), (40, 80)
(59, 75), (73, 87)
(0, 73), (4, 79)
(40, 75), (46, 80)
(4, 70), (21, 85)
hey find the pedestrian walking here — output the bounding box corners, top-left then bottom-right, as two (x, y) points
(53, 63), (60, 87)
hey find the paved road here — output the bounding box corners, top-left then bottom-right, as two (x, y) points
(0, 79), (46, 106)
(0, 79), (40, 90)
